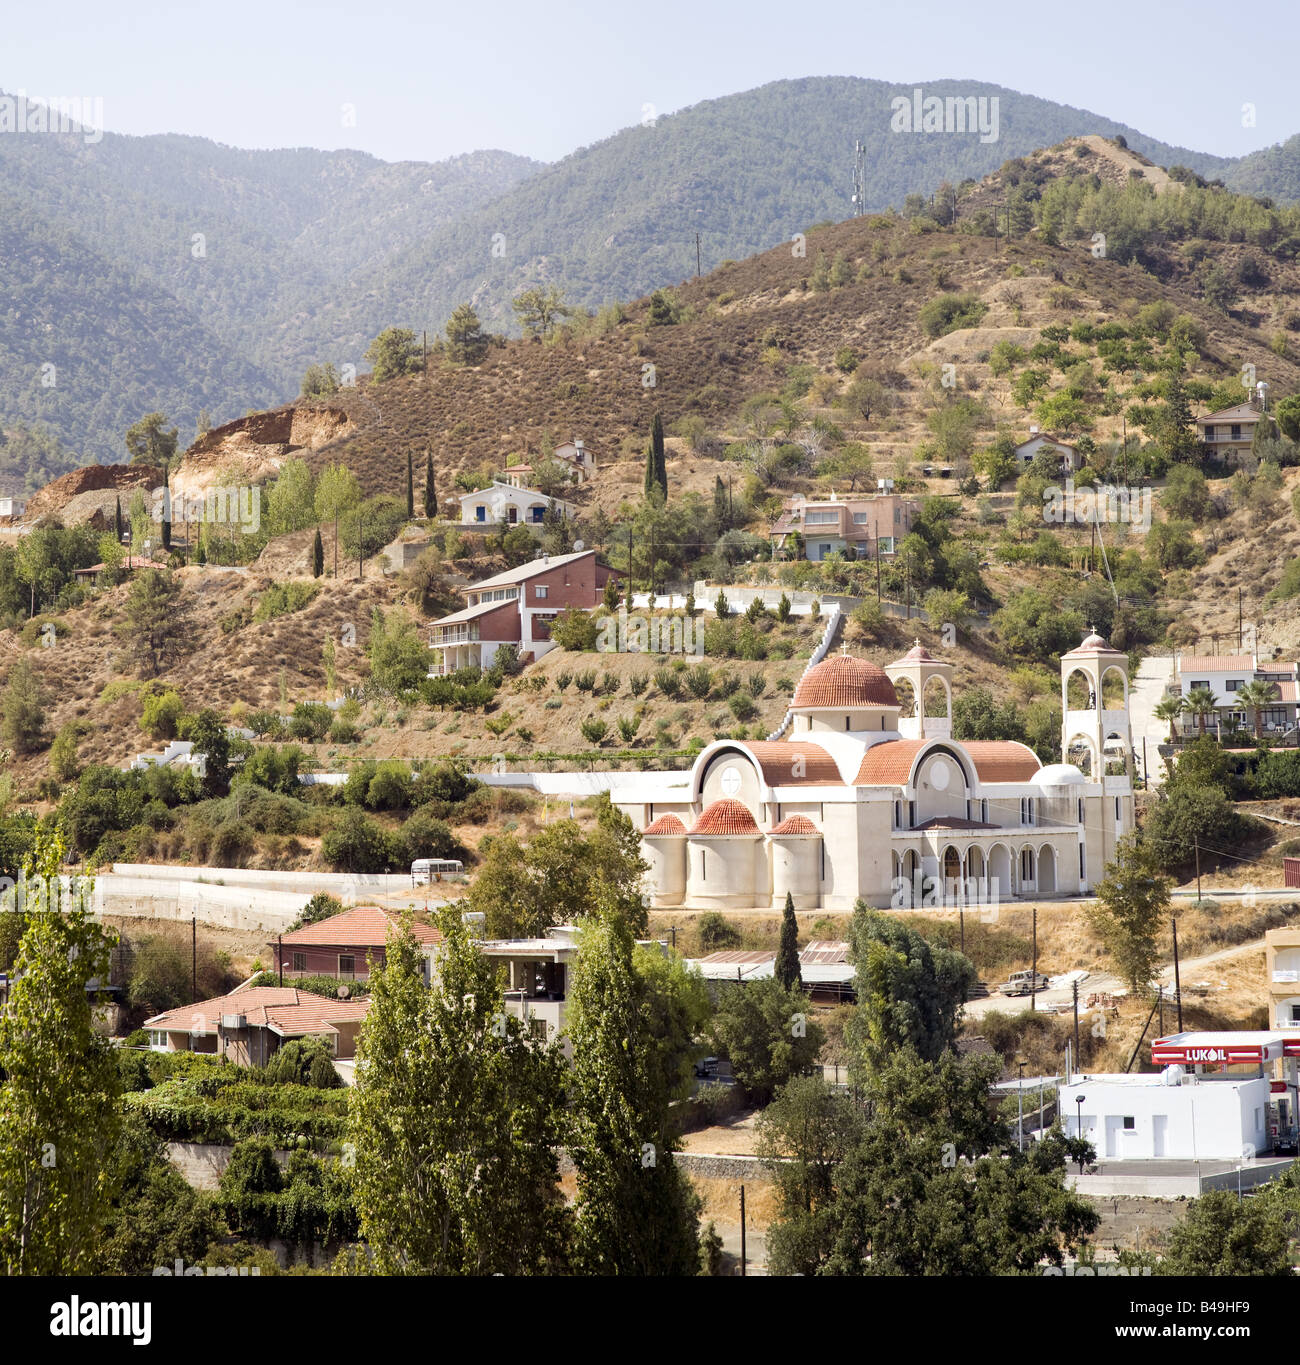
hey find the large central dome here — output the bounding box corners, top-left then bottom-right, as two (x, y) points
(793, 654), (899, 710)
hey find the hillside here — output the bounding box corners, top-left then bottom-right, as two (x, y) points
(0, 75), (1285, 483)
(10, 136), (1300, 824)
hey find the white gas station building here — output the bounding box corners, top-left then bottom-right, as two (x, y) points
(1060, 1031), (1299, 1162)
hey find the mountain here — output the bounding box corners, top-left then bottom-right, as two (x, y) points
(0, 113), (541, 472)
(0, 76), (1292, 482)
(1224, 134), (1300, 202)
(284, 76), (1240, 356)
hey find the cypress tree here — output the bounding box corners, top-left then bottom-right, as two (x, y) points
(643, 441), (656, 497)
(424, 451), (436, 519)
(406, 451), (414, 518)
(713, 475), (728, 531)
(311, 528), (324, 578)
(114, 496), (124, 542)
(775, 892), (802, 991)
(160, 479), (171, 552)
(651, 412), (667, 496)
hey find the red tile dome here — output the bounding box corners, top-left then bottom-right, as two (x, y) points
(690, 799), (761, 836)
(769, 815), (819, 836)
(643, 814), (687, 836)
(792, 654), (899, 710)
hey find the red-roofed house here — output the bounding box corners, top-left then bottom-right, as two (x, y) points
(144, 986), (370, 1066)
(272, 905), (442, 984)
(613, 632), (1134, 910)
(427, 548), (617, 676)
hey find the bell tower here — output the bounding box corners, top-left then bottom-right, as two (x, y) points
(885, 641), (953, 740)
(1060, 629), (1132, 781)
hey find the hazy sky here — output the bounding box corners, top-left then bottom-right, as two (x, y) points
(6, 0), (1298, 165)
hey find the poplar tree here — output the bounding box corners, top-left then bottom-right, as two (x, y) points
(0, 831), (121, 1274)
(568, 911), (702, 1275)
(348, 912), (570, 1274)
(775, 891), (802, 991)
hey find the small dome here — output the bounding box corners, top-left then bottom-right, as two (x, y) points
(770, 814), (819, 836)
(792, 655), (898, 710)
(690, 799), (761, 836)
(643, 814), (687, 836)
(1033, 763), (1086, 786)
(893, 638), (937, 664)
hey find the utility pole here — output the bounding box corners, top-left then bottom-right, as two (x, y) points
(357, 508), (365, 582)
(191, 915), (197, 1004)
(1031, 906), (1038, 1013)
(1238, 589), (1243, 650)
(278, 934), (283, 988)
(1194, 837), (1201, 902)
(695, 232), (701, 278)
(739, 1185), (747, 1277)
(1172, 918), (1184, 1032)
(422, 330), (428, 376)
(875, 539), (882, 602)
(334, 513), (339, 580)
(1072, 978), (1080, 1061)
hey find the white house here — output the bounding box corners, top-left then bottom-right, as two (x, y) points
(1060, 1070), (1270, 1162)
(0, 496), (26, 518)
(1014, 431), (1082, 472)
(458, 480), (577, 529)
(502, 438), (596, 489)
(1166, 653), (1299, 736)
(612, 630), (1135, 911)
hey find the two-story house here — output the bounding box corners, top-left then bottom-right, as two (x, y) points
(1196, 401), (1264, 463)
(428, 548), (617, 675)
(1166, 653), (1300, 736)
(769, 493), (918, 563)
(502, 437), (596, 489)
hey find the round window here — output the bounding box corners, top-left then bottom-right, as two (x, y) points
(931, 758), (951, 791)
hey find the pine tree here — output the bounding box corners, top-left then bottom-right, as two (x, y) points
(424, 452), (436, 519)
(311, 528), (324, 578)
(775, 892), (802, 991)
(406, 451), (414, 518)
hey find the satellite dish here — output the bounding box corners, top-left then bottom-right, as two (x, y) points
(573, 540), (585, 552)
(337, 985), (350, 999)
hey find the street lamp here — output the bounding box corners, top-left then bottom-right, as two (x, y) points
(1017, 1059), (1028, 1152)
(1075, 1095), (1086, 1146)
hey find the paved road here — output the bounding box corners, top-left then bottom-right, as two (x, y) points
(1129, 654), (1175, 788)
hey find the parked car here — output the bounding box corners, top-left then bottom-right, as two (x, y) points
(998, 970), (1051, 997)
(693, 1056), (719, 1079)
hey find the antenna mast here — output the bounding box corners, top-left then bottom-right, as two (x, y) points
(852, 140), (866, 216)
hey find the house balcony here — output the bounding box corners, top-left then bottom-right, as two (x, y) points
(503, 992), (567, 1044)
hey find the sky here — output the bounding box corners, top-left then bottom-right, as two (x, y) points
(5, 0), (1299, 166)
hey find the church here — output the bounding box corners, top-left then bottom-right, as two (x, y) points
(610, 631), (1134, 911)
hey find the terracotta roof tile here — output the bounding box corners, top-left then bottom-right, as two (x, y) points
(280, 904), (442, 949)
(770, 815), (820, 835)
(739, 741), (844, 787)
(792, 655), (898, 709)
(852, 740), (1041, 786)
(643, 814), (687, 835)
(145, 986), (370, 1035)
(690, 799), (762, 836)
